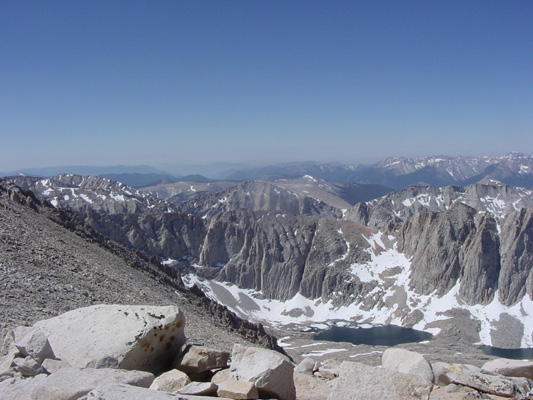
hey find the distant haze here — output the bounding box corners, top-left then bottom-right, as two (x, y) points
(1, 1), (532, 171)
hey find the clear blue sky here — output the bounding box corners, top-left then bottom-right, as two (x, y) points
(1, 0), (532, 171)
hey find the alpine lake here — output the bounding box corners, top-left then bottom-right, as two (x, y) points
(308, 323), (533, 359)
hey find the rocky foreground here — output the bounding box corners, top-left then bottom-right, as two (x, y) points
(1, 304), (532, 400)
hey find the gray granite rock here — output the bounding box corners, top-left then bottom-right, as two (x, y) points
(383, 348), (434, 384)
(150, 369), (191, 393)
(230, 344), (296, 400)
(175, 345), (230, 374)
(217, 380), (258, 399)
(482, 358), (533, 380)
(328, 361), (432, 400)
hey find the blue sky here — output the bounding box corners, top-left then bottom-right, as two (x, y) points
(1, 0), (532, 171)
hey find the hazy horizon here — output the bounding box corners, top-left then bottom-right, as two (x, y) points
(2, 1), (532, 171)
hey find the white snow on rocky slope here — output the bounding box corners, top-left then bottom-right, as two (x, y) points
(184, 232), (533, 348)
(347, 181), (533, 225)
(8, 174), (177, 214)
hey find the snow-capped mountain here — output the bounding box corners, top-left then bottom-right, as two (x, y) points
(7, 174), (178, 214)
(343, 179), (533, 228)
(226, 152), (533, 188)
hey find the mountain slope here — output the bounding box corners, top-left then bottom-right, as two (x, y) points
(176, 180), (343, 219)
(0, 179), (282, 353)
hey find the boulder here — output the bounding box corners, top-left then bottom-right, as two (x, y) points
(178, 381), (218, 396)
(294, 371), (335, 400)
(211, 368), (231, 384)
(12, 356), (42, 376)
(454, 371), (524, 398)
(0, 346), (19, 371)
(0, 374), (48, 400)
(429, 386), (490, 399)
(432, 362), (481, 386)
(230, 344), (296, 400)
(327, 361), (432, 400)
(295, 357), (317, 375)
(317, 358), (342, 380)
(382, 348), (434, 384)
(0, 367), (154, 400)
(482, 358), (533, 380)
(80, 383), (234, 399)
(175, 345), (230, 374)
(33, 304), (186, 374)
(13, 326), (55, 364)
(217, 380), (259, 399)
(41, 358), (71, 374)
(150, 369), (191, 393)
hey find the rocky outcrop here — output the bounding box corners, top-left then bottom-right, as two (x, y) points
(393, 203), (501, 305)
(83, 209), (207, 260)
(498, 207), (533, 306)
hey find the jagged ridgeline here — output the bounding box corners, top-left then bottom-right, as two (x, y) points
(6, 170), (533, 349)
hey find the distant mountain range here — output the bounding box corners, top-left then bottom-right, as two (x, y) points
(4, 152), (531, 189)
(226, 152), (533, 188)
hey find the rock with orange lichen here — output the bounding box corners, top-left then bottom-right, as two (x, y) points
(31, 305), (186, 374)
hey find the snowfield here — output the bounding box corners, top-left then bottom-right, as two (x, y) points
(184, 232), (533, 348)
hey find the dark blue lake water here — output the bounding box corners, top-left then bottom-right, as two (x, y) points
(479, 345), (533, 359)
(312, 324), (433, 346)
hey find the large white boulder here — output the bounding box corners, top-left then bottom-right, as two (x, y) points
(382, 348), (434, 384)
(482, 358), (533, 380)
(230, 344), (296, 400)
(33, 304), (186, 373)
(327, 361), (432, 400)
